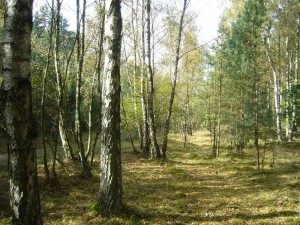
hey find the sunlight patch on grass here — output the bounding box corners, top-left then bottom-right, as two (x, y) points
(0, 130), (300, 224)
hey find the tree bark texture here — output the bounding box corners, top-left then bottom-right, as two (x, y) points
(99, 0), (123, 217)
(3, 0), (43, 224)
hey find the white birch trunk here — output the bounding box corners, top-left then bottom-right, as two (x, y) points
(99, 0), (123, 217)
(265, 36), (282, 141)
(3, 0), (43, 223)
(285, 37), (292, 141)
(146, 0), (161, 158)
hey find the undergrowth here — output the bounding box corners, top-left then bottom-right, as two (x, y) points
(0, 131), (299, 224)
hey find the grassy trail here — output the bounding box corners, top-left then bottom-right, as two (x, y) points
(0, 131), (300, 224)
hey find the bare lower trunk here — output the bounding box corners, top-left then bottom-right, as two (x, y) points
(216, 73), (222, 157)
(3, 1), (43, 223)
(121, 98), (138, 153)
(99, 0), (123, 217)
(58, 111), (72, 158)
(254, 84), (260, 171)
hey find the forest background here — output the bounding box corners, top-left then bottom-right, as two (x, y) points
(0, 0), (299, 224)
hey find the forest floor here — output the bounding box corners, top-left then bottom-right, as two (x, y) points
(0, 131), (300, 224)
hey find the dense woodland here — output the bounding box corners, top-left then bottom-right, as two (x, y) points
(0, 0), (299, 224)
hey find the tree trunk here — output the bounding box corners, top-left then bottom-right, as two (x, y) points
(285, 37), (292, 141)
(41, 0), (55, 181)
(146, 0), (161, 158)
(53, 0), (74, 159)
(3, 0), (43, 224)
(75, 0), (92, 177)
(87, 0), (105, 168)
(99, 0), (123, 217)
(141, 0), (150, 155)
(121, 96), (138, 153)
(131, 0), (142, 149)
(216, 72), (222, 157)
(265, 36), (282, 141)
(161, 0), (188, 158)
(292, 14), (299, 139)
(254, 83), (260, 170)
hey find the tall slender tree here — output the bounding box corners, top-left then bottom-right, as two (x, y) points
(53, 0), (74, 160)
(146, 0), (161, 158)
(161, 0), (189, 158)
(40, 0), (55, 180)
(140, 0), (150, 155)
(2, 0), (43, 224)
(99, 0), (123, 217)
(75, 0), (92, 177)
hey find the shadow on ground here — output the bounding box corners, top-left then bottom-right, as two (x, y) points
(0, 132), (300, 224)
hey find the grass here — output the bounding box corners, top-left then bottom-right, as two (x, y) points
(0, 130), (300, 224)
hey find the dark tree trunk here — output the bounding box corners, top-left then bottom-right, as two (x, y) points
(99, 0), (123, 217)
(3, 0), (43, 224)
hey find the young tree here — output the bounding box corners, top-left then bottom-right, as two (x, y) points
(75, 0), (92, 177)
(99, 0), (123, 217)
(53, 0), (74, 160)
(140, 0), (150, 155)
(2, 0), (43, 224)
(161, 0), (189, 158)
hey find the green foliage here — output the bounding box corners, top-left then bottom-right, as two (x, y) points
(204, 0), (277, 150)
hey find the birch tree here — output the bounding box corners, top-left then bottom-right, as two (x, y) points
(161, 0), (189, 158)
(2, 0), (43, 223)
(99, 0), (123, 217)
(146, 0), (161, 158)
(75, 0), (92, 177)
(140, 0), (150, 155)
(53, 0), (74, 159)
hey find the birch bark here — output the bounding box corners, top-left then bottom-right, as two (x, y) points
(99, 0), (123, 217)
(3, 0), (43, 223)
